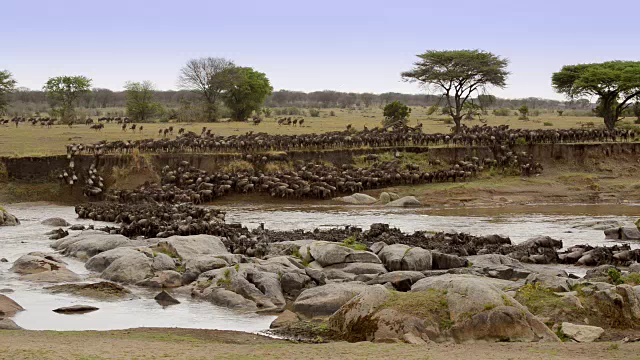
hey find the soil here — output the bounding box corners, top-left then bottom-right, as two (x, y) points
(0, 328), (636, 360)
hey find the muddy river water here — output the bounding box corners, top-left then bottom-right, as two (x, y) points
(1, 202), (638, 331)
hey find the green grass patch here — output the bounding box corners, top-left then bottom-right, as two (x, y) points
(514, 284), (574, 315)
(380, 289), (449, 324)
(622, 272), (640, 285)
(340, 236), (368, 251)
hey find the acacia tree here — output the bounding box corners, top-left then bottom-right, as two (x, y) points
(125, 81), (161, 122)
(0, 70), (17, 115)
(178, 57), (236, 122)
(402, 50), (509, 132)
(552, 61), (640, 130)
(43, 75), (92, 123)
(382, 101), (411, 127)
(222, 67), (272, 121)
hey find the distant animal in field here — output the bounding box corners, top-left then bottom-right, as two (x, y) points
(90, 123), (104, 131)
(121, 123), (127, 131)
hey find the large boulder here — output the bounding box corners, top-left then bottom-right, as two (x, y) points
(41, 217), (70, 227)
(505, 236), (562, 264)
(46, 282), (132, 300)
(431, 252), (468, 270)
(154, 235), (229, 260)
(525, 273), (575, 292)
(0, 294), (24, 317)
(378, 244), (432, 271)
(621, 226), (640, 240)
(560, 322), (604, 343)
(101, 252), (154, 284)
(323, 262), (388, 275)
(11, 253), (66, 274)
(334, 193), (378, 205)
(330, 274), (559, 343)
(0, 318), (21, 330)
(201, 287), (258, 311)
(366, 271), (426, 291)
(308, 241), (380, 267)
(267, 240), (315, 258)
(293, 282), (370, 318)
(59, 232), (133, 260)
(0, 209), (19, 226)
(21, 269), (81, 283)
(384, 196), (421, 207)
(85, 247), (144, 272)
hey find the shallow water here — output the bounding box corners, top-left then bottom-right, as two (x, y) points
(0, 204), (275, 332)
(1, 202), (638, 331)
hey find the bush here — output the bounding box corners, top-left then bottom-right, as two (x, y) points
(309, 109), (320, 117)
(329, 110), (336, 117)
(543, 122), (553, 126)
(382, 101), (411, 127)
(634, 119), (640, 124)
(492, 108), (511, 116)
(608, 268), (623, 285)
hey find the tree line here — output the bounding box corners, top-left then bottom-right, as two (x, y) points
(1, 51), (639, 130)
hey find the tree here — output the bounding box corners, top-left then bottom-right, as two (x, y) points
(92, 88), (115, 108)
(178, 57), (236, 121)
(552, 61), (640, 130)
(557, 110), (564, 116)
(0, 70), (17, 115)
(633, 101), (640, 121)
(125, 81), (162, 122)
(382, 101), (411, 127)
(477, 94), (496, 110)
(518, 105), (529, 120)
(402, 49), (509, 132)
(360, 93), (375, 108)
(222, 67), (273, 121)
(43, 76), (92, 123)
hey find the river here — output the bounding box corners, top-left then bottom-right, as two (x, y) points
(1, 202), (638, 331)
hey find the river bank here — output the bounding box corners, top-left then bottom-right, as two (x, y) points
(0, 328), (637, 360)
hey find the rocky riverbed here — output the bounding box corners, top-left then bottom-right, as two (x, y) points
(1, 202), (640, 344)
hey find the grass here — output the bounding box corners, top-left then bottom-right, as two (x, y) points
(340, 236), (368, 251)
(0, 108), (617, 157)
(622, 272), (640, 285)
(514, 284), (574, 315)
(380, 289), (449, 323)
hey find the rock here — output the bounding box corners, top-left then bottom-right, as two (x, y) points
(69, 224), (86, 231)
(0, 294), (24, 317)
(324, 262), (388, 275)
(280, 272), (312, 297)
(60, 232), (133, 260)
(309, 241), (380, 267)
(0, 289), (13, 294)
(388, 192), (400, 201)
(366, 271), (426, 291)
(574, 219), (622, 231)
(621, 226), (640, 240)
(370, 242), (387, 254)
(584, 265), (618, 280)
(138, 270), (183, 288)
(629, 263), (640, 273)
(0, 318), (21, 330)
(604, 228), (621, 239)
(293, 282), (370, 318)
(11, 253), (66, 274)
(402, 332), (427, 345)
(101, 252), (153, 284)
(335, 193), (378, 205)
(270, 310), (300, 329)
(85, 247), (143, 272)
(0, 209), (20, 226)
(46, 282), (132, 300)
(155, 235), (229, 260)
(267, 240), (315, 258)
(525, 274), (575, 292)
(378, 244), (432, 271)
(431, 252), (468, 270)
(384, 196), (421, 207)
(0, 258), (7, 263)
(41, 217), (70, 227)
(561, 322), (604, 342)
(506, 236), (562, 264)
(591, 284), (640, 327)
(200, 287), (258, 311)
(21, 268), (81, 283)
(305, 267), (327, 285)
(53, 305), (99, 314)
(379, 192), (391, 204)
(154, 290), (180, 306)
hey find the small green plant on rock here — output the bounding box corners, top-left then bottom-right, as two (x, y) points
(340, 236), (367, 251)
(608, 268), (623, 285)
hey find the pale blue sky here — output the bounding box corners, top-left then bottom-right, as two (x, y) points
(2, 0), (639, 99)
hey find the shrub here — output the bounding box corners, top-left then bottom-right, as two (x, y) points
(382, 101), (411, 128)
(608, 268), (623, 285)
(518, 105), (529, 120)
(309, 109), (320, 117)
(492, 108), (511, 116)
(341, 236), (368, 251)
(329, 110), (336, 117)
(557, 110), (564, 116)
(544, 122), (553, 126)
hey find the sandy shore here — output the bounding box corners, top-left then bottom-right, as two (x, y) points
(0, 328), (637, 360)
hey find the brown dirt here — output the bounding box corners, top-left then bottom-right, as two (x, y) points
(0, 328), (636, 360)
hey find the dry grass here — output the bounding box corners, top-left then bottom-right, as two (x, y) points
(0, 107), (610, 157)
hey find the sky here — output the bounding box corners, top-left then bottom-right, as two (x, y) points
(2, 0), (639, 100)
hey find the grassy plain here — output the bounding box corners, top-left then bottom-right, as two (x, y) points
(0, 106), (619, 157)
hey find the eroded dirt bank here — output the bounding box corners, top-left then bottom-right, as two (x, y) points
(0, 328), (636, 360)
